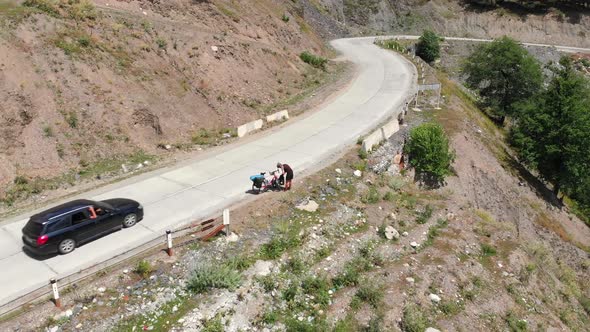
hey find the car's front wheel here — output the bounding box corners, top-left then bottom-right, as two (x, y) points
(58, 238), (76, 255)
(122, 213), (138, 228)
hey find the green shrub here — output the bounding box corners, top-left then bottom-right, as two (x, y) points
(416, 30), (441, 63)
(77, 35), (91, 47)
(505, 311), (528, 332)
(415, 205), (433, 224)
(281, 13), (289, 22)
(301, 275), (331, 307)
(134, 260), (152, 278)
(439, 300), (464, 315)
(333, 263), (360, 288)
(191, 128), (213, 145)
(261, 310), (279, 325)
(362, 187), (380, 204)
(187, 263), (241, 293)
(404, 123), (455, 186)
(42, 125), (53, 137)
(283, 256), (306, 275)
(225, 254), (255, 272)
(353, 283), (384, 308)
(156, 38), (167, 49)
(300, 51), (327, 70)
(14, 176), (28, 185)
(401, 304), (430, 332)
(383, 191), (395, 201)
(358, 148), (368, 160)
(580, 295), (590, 315)
(202, 314), (224, 332)
(22, 0), (59, 16)
(257, 275), (276, 293)
(481, 243), (497, 257)
(66, 111), (78, 128)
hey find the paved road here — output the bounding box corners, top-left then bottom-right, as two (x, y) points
(391, 35), (590, 53)
(0, 37), (417, 308)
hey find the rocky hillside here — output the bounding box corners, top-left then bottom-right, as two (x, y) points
(311, 0), (590, 47)
(0, 0), (336, 205)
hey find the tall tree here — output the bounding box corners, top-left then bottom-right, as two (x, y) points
(461, 36), (543, 124)
(510, 57), (590, 201)
(416, 30), (441, 63)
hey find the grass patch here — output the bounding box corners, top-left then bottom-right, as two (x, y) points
(259, 220), (304, 259)
(352, 283), (384, 309)
(415, 204), (433, 224)
(438, 299), (464, 316)
(505, 311), (528, 332)
(187, 262), (241, 293)
(480, 243), (497, 257)
(282, 256), (306, 275)
(401, 304), (430, 332)
(300, 51), (327, 70)
(361, 187), (380, 204)
(134, 260), (152, 278)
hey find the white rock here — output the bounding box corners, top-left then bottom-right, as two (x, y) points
(136, 163), (143, 170)
(410, 241), (419, 248)
(353, 170), (362, 177)
(164, 144), (172, 150)
(502, 271), (509, 277)
(75, 323), (83, 329)
(405, 277), (415, 284)
(296, 200), (319, 212)
(178, 318), (185, 324)
(389, 213), (397, 220)
(49, 326), (58, 332)
(252, 260), (273, 276)
(426, 328), (441, 332)
(143, 160), (151, 166)
(121, 164), (128, 173)
(402, 231), (409, 237)
(123, 269), (129, 274)
(211, 45), (219, 52)
(225, 232), (239, 243)
(65, 309), (73, 317)
(384, 226), (400, 240)
(97, 287), (106, 293)
(335, 168), (342, 174)
(429, 293), (441, 303)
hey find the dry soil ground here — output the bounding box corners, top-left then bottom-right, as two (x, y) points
(2, 58), (589, 331)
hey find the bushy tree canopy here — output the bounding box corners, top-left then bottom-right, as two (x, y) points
(416, 30), (441, 63)
(404, 123), (455, 186)
(461, 36), (543, 123)
(510, 57), (590, 208)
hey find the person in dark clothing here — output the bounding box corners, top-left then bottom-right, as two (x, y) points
(277, 162), (293, 191)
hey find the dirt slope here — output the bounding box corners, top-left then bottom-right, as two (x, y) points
(0, 0), (333, 204)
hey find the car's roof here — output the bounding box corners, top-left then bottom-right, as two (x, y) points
(30, 199), (96, 223)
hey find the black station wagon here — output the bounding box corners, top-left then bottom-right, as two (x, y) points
(22, 199), (143, 255)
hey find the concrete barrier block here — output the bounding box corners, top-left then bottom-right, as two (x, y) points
(381, 119), (400, 139)
(237, 119), (264, 137)
(266, 110), (289, 123)
(361, 130), (383, 153)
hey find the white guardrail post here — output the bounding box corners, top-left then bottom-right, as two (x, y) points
(50, 278), (61, 308)
(223, 209), (231, 236)
(166, 230), (173, 256)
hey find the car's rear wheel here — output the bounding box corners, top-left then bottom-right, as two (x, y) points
(123, 213), (138, 228)
(58, 238), (76, 255)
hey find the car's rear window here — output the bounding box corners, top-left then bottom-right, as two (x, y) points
(23, 220), (45, 236)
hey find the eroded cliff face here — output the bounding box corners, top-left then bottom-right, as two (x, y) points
(311, 0), (590, 47)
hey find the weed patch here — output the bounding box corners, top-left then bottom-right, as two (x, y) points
(401, 304), (430, 332)
(134, 260), (152, 278)
(187, 262), (241, 293)
(300, 51), (327, 70)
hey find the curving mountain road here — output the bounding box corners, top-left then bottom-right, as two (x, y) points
(0, 37), (417, 311)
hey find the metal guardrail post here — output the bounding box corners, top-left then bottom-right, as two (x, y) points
(166, 230), (173, 256)
(50, 278), (61, 308)
(223, 209), (231, 236)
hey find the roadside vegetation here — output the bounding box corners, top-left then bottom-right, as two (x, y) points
(416, 30), (442, 63)
(461, 35), (590, 224)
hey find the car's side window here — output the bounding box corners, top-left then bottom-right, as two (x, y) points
(71, 211), (88, 225)
(46, 218), (72, 233)
(94, 206), (107, 216)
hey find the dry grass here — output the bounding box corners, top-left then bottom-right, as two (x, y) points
(534, 212), (572, 243)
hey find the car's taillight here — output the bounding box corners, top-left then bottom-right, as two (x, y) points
(37, 235), (48, 246)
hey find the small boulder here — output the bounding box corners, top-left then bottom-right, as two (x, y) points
(410, 241), (419, 248)
(97, 287), (106, 293)
(426, 328), (441, 332)
(225, 232), (239, 243)
(429, 293), (441, 303)
(121, 164), (129, 173)
(335, 168), (342, 174)
(353, 170), (362, 177)
(296, 200), (319, 212)
(165, 144), (172, 150)
(405, 277), (415, 284)
(252, 260), (273, 277)
(211, 45), (219, 52)
(384, 226), (400, 240)
(402, 231), (409, 237)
